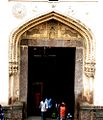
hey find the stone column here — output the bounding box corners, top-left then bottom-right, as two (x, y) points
(83, 62), (95, 104)
(9, 61), (19, 104)
(74, 47), (83, 119)
(20, 45), (28, 103)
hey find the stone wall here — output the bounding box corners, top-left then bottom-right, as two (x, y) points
(3, 103), (103, 120)
(3, 103), (24, 120)
(79, 105), (103, 120)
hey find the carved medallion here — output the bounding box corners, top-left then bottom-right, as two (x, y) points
(12, 3), (26, 19)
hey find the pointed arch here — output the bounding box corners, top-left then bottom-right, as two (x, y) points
(10, 11), (95, 62)
(9, 11), (96, 108)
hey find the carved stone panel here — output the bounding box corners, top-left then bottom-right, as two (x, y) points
(20, 46), (28, 102)
(84, 62), (95, 78)
(75, 47), (83, 97)
(22, 19), (82, 40)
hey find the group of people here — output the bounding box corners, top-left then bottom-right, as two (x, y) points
(39, 97), (52, 120)
(39, 97), (68, 120)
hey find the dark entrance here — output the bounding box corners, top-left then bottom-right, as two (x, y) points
(27, 46), (75, 118)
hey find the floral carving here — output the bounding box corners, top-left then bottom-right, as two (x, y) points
(84, 62), (95, 78)
(9, 62), (18, 75)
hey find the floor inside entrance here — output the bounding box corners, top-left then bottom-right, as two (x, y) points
(27, 116), (57, 120)
(27, 47), (75, 119)
(27, 116), (40, 120)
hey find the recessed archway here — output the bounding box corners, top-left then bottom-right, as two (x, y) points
(9, 11), (96, 119)
(27, 46), (76, 117)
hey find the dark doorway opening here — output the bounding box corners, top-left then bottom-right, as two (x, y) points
(27, 46), (75, 118)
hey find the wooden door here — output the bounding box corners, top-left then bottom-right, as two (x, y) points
(33, 82), (43, 115)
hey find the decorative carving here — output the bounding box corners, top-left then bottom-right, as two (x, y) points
(12, 3), (26, 19)
(49, 27), (56, 39)
(84, 62), (95, 78)
(25, 23), (46, 39)
(60, 24), (82, 39)
(22, 20), (82, 40)
(51, 4), (56, 9)
(68, 6), (75, 16)
(82, 91), (93, 104)
(9, 62), (18, 75)
(27, 27), (40, 35)
(83, 62), (95, 104)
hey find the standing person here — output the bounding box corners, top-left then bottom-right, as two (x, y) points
(45, 97), (52, 118)
(51, 100), (58, 119)
(45, 97), (49, 118)
(47, 97), (52, 117)
(0, 104), (4, 120)
(59, 102), (66, 120)
(56, 102), (60, 120)
(39, 98), (48, 120)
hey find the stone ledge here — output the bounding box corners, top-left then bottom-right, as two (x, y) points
(3, 102), (24, 120)
(79, 105), (103, 120)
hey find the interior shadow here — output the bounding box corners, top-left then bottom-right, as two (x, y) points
(27, 47), (75, 118)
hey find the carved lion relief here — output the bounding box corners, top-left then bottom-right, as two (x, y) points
(22, 19), (82, 40)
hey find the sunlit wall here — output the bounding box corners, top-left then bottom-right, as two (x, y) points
(0, 0), (103, 106)
(0, 0), (8, 105)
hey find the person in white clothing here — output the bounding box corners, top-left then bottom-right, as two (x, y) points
(39, 98), (48, 120)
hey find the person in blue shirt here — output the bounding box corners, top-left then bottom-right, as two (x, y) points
(45, 97), (53, 118)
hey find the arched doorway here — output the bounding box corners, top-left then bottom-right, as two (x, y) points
(9, 11), (95, 119)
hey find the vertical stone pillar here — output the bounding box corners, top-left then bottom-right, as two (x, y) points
(75, 47), (83, 97)
(74, 47), (83, 119)
(83, 62), (95, 104)
(9, 61), (18, 104)
(20, 45), (28, 103)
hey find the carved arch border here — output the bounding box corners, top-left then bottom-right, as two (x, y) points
(9, 11), (96, 104)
